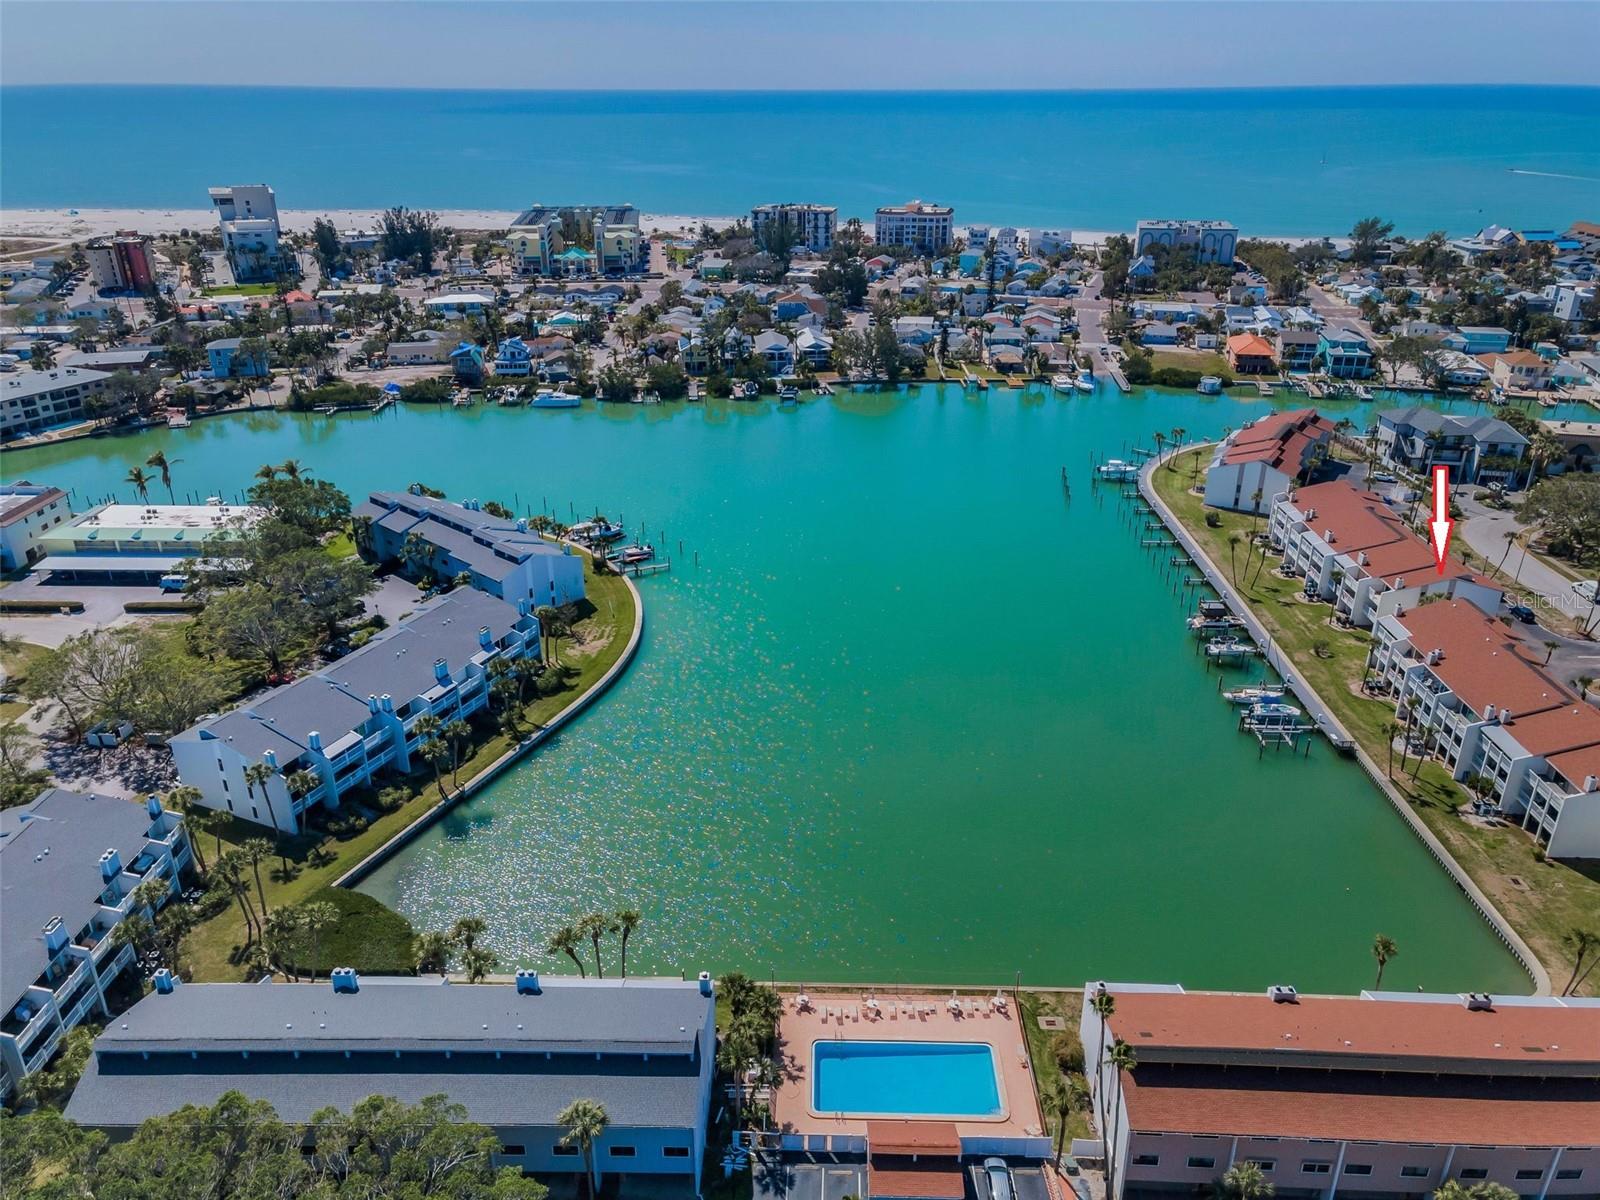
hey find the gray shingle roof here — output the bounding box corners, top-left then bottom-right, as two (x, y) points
(0, 789), (154, 1011)
(1379, 406), (1529, 446)
(66, 978), (711, 1129)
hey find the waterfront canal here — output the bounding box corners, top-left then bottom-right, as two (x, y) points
(5, 385), (1551, 993)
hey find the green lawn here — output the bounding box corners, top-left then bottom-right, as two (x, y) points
(202, 283), (278, 297)
(1148, 350), (1231, 376)
(323, 531), (356, 560)
(1156, 449), (1600, 995)
(1016, 989), (1093, 1147)
(1, 640), (50, 720)
(181, 558), (638, 981)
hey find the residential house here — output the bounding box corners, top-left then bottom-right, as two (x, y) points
(1225, 332), (1277, 375)
(1126, 255), (1156, 286)
(697, 255), (730, 281)
(493, 337), (534, 377)
(281, 289), (329, 326)
(1541, 419), (1599, 474)
(60, 348), (165, 378)
(1082, 983), (1600, 1200)
(1442, 326), (1513, 355)
(1375, 407), (1528, 484)
(170, 589), (541, 831)
(1370, 600), (1600, 856)
(1139, 323), (1180, 347)
(752, 330), (794, 376)
(205, 337), (270, 379)
(30, 500), (264, 587)
(1275, 328), (1318, 372)
(1315, 328), (1374, 378)
(423, 292), (493, 319)
(385, 330), (453, 365)
(1029, 229), (1072, 255)
(1489, 349), (1556, 393)
(356, 491), (586, 609)
(795, 327), (833, 368)
(1202, 409), (1333, 514)
(2, 790), (190, 1101)
(65, 974), (718, 1191)
(1432, 350), (1491, 387)
(449, 342), (484, 384)
(1269, 480), (1504, 627)
(892, 316), (938, 348)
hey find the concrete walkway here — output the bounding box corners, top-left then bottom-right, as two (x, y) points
(1138, 454), (1550, 995)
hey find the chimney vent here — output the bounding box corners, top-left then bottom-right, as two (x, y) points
(1267, 985), (1298, 1003)
(43, 916), (69, 954)
(479, 626), (493, 650)
(308, 730), (322, 752)
(698, 971), (713, 997)
(1584, 775), (1598, 793)
(263, 749), (278, 770)
(153, 968), (178, 994)
(516, 969), (542, 995)
(434, 658), (450, 684)
(331, 967), (359, 994)
(1464, 992), (1493, 1011)
(99, 847), (122, 879)
(146, 794), (163, 818)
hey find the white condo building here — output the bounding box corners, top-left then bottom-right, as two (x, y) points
(752, 203), (837, 253)
(874, 201), (955, 255)
(1134, 219), (1239, 264)
(210, 184), (289, 283)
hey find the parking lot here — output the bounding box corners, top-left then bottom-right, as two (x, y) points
(751, 1156), (1065, 1200)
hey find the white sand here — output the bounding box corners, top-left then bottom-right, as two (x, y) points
(0, 207), (743, 241)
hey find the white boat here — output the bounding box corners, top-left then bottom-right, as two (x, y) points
(165, 411), (191, 429)
(1223, 683), (1288, 706)
(1197, 376), (1223, 395)
(531, 389), (581, 409)
(571, 520), (626, 543)
(497, 386), (524, 406)
(734, 380), (761, 400)
(1095, 458), (1139, 480)
(1244, 700), (1304, 725)
(1188, 614), (1247, 634)
(1205, 636), (1264, 659)
(777, 385), (799, 403)
(1051, 373), (1077, 393)
(611, 543), (655, 564)
(1074, 375), (1094, 393)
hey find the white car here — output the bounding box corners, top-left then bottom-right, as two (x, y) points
(984, 1158), (1014, 1200)
(1574, 579), (1599, 603)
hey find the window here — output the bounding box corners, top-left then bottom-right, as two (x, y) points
(1459, 1168), (1487, 1180)
(500, 1145), (525, 1157)
(1186, 1158), (1215, 1170)
(1132, 1155), (1159, 1167)
(1515, 1170), (1543, 1182)
(1301, 1162), (1332, 1176)
(664, 1147), (690, 1159)
(552, 1145), (579, 1157)
(1556, 1169), (1583, 1181)
(1400, 1167), (1430, 1179)
(608, 1146), (636, 1158)
(1343, 1164), (1372, 1176)
(1245, 1160), (1275, 1174)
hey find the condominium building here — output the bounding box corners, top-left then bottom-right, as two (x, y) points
(1, 790), (191, 1101)
(0, 367), (112, 440)
(66, 973), (718, 1191)
(0, 482), (70, 570)
(1268, 480), (1504, 628)
(507, 205), (644, 277)
(30, 500), (262, 586)
(1202, 408), (1334, 515)
(169, 589), (541, 833)
(1133, 219), (1238, 265)
(752, 203), (838, 253)
(209, 184), (290, 283)
(1370, 600), (1600, 857)
(84, 231), (157, 293)
(874, 201), (955, 255)
(1081, 983), (1600, 1200)
(1375, 406), (1528, 485)
(354, 491), (586, 608)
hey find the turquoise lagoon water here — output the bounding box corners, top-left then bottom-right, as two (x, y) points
(2, 384), (1540, 994)
(812, 1042), (1002, 1118)
(3, 86), (1598, 234)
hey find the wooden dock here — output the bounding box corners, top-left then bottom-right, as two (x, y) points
(1108, 365), (1131, 393)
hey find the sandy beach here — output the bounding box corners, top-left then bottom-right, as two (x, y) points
(0, 207), (748, 242)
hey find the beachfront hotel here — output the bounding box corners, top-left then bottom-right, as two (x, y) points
(1370, 600), (1600, 858)
(1202, 408), (1335, 515)
(169, 589), (541, 833)
(1133, 219), (1238, 265)
(1268, 480), (1505, 628)
(1082, 983), (1599, 1200)
(209, 184), (291, 283)
(354, 490), (586, 608)
(65, 973), (718, 1190)
(751, 203), (838, 253)
(506, 205), (645, 276)
(1, 790), (191, 1102)
(874, 201), (955, 255)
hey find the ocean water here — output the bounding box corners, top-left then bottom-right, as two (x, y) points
(3, 85), (1598, 234)
(2, 385), (1533, 994)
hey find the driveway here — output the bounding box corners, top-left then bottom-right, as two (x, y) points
(362, 573), (428, 626)
(1455, 490), (1600, 637)
(754, 1159), (867, 1200)
(0, 577), (172, 646)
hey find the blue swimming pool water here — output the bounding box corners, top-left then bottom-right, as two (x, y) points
(812, 1041), (1002, 1117)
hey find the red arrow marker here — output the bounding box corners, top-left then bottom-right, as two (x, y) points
(1429, 465), (1453, 574)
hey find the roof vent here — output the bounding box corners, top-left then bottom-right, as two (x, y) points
(698, 971), (713, 997)
(153, 968), (179, 994)
(1267, 985), (1298, 1003)
(99, 847), (122, 879)
(1464, 992), (1493, 1011)
(516, 969), (542, 995)
(331, 967), (360, 994)
(1584, 775), (1598, 794)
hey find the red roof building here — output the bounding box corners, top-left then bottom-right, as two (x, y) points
(1225, 332), (1278, 374)
(1203, 409), (1335, 514)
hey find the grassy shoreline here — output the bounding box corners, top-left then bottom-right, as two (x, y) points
(1154, 447), (1599, 995)
(181, 557), (638, 981)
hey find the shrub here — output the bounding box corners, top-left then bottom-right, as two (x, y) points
(287, 887), (418, 976)
(123, 599), (203, 614)
(1051, 1027), (1085, 1074)
(400, 377), (453, 404)
(1204, 511), (1222, 528)
(376, 786), (412, 813)
(0, 598), (84, 614)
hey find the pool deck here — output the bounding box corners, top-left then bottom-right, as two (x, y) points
(770, 991), (1045, 1142)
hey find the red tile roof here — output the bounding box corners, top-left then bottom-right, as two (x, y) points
(1219, 409), (1332, 472)
(868, 1121), (962, 1156)
(1390, 601), (1565, 717)
(1287, 480), (1482, 586)
(1226, 333), (1276, 361)
(1496, 703), (1600, 759)
(1548, 742), (1600, 791)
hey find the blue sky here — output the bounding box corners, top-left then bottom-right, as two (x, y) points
(4, 1), (1597, 90)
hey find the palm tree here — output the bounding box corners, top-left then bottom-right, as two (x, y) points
(414, 930), (452, 976)
(299, 900), (337, 981)
(462, 945), (498, 983)
(557, 1099), (610, 1200)
(1497, 529), (1518, 578)
(442, 718), (471, 785)
(1226, 532), (1242, 585)
(535, 605), (559, 662)
(1574, 675), (1595, 703)
(125, 466), (153, 504)
(613, 908), (641, 978)
(1433, 1183), (1518, 1200)
(1039, 1075), (1074, 1159)
(240, 838), (273, 919)
(146, 450), (181, 504)
(419, 738), (450, 798)
(1372, 933), (1398, 988)
(255, 463), (279, 482)
(1106, 1038), (1137, 1196)
(1152, 431), (1166, 464)
(1559, 926), (1600, 996)
(213, 851), (259, 944)
(1543, 641), (1559, 666)
(450, 916), (487, 954)
(262, 906), (306, 980)
(278, 458), (305, 481)
(165, 785), (208, 874)
(242, 761), (284, 837)
(1217, 1160), (1275, 1200)
(580, 912), (609, 979)
(548, 924), (586, 976)
(1089, 990), (1117, 1200)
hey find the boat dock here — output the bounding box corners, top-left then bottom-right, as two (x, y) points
(1107, 364), (1131, 393)
(617, 558), (671, 578)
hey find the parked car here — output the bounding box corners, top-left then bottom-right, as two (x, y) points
(1371, 471), (1397, 483)
(1506, 603), (1537, 623)
(1574, 579), (1599, 603)
(983, 1159), (1014, 1200)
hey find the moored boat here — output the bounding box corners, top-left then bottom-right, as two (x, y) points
(1051, 373), (1077, 393)
(611, 543), (655, 564)
(1197, 376), (1223, 395)
(1223, 683), (1289, 706)
(1074, 375), (1094, 392)
(1095, 458), (1139, 480)
(531, 388), (581, 408)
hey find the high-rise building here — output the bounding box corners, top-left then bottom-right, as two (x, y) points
(1134, 219), (1239, 264)
(505, 205), (643, 276)
(209, 184), (289, 282)
(85, 231), (156, 293)
(751, 203), (837, 253)
(874, 200), (955, 255)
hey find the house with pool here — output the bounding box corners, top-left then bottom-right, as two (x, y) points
(769, 992), (1048, 1199)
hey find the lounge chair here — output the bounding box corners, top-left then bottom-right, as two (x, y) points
(847, 1005), (859, 1022)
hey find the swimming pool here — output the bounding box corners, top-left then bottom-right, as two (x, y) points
(812, 1041), (1004, 1118)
